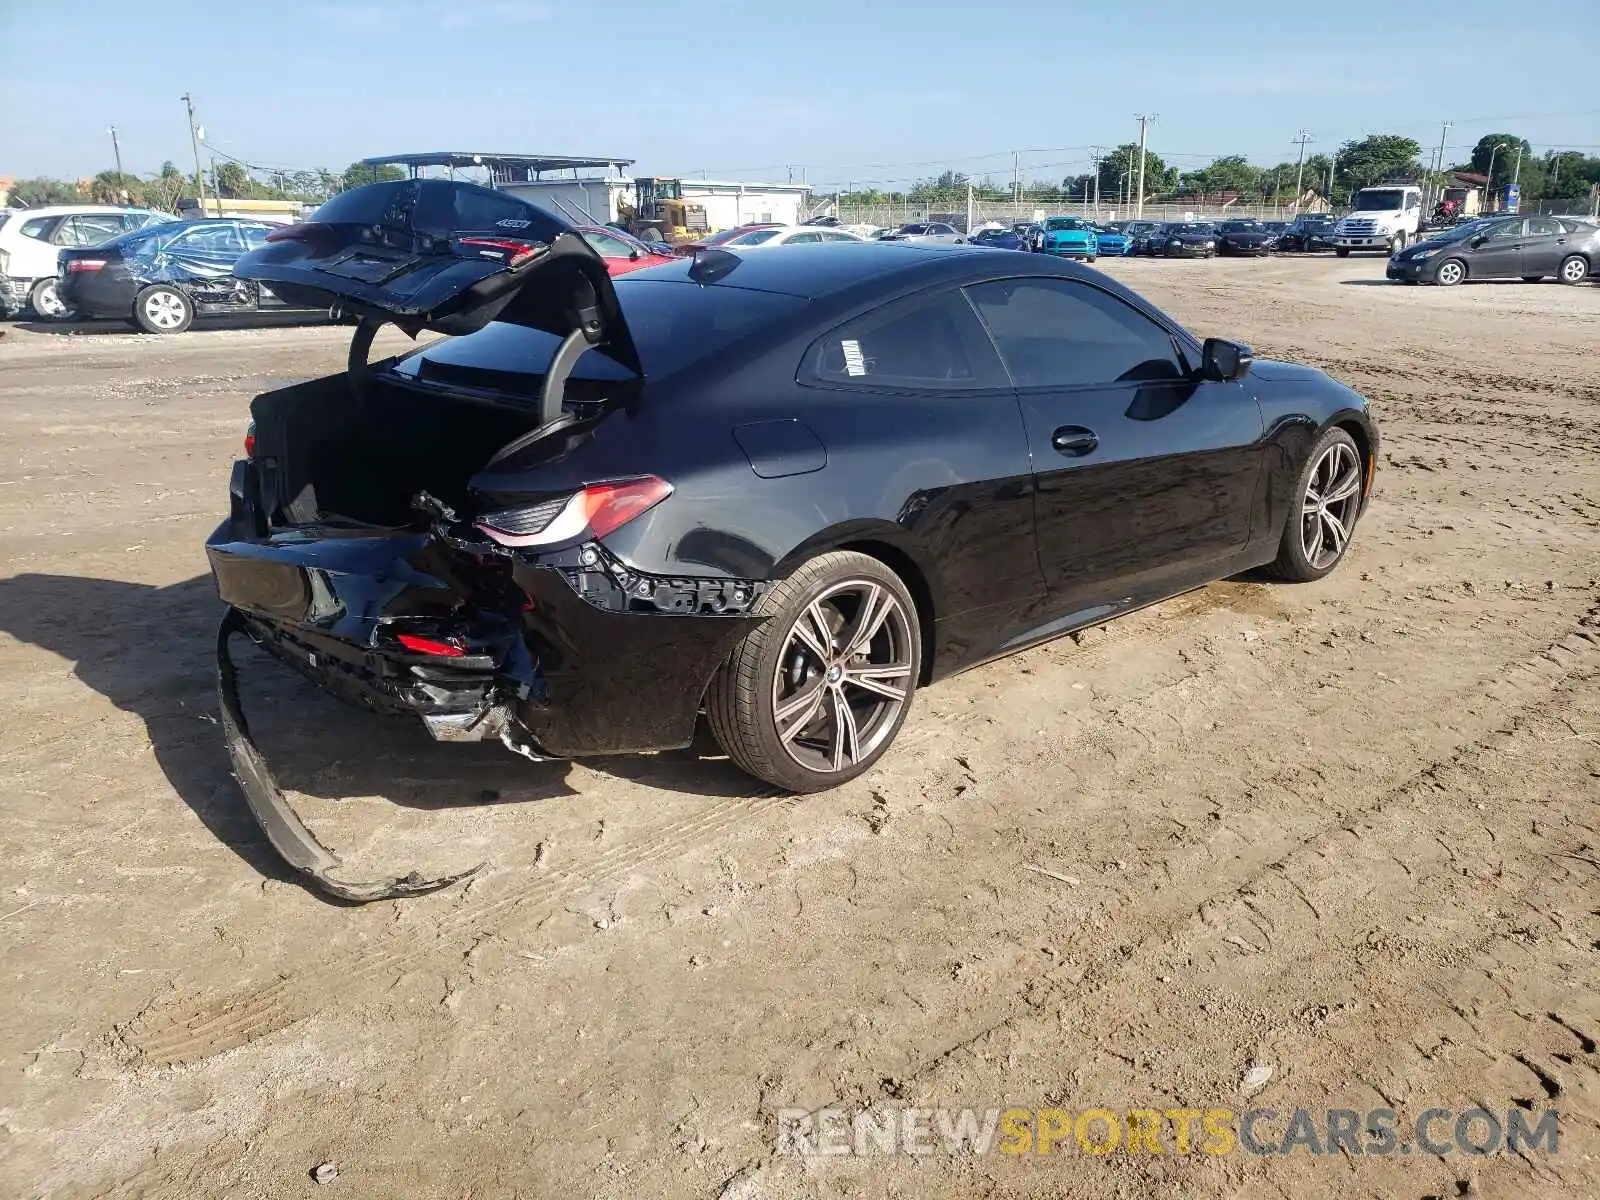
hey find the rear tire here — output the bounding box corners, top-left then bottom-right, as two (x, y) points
(706, 551), (922, 793)
(1558, 254), (1590, 285)
(1334, 248), (1350, 258)
(28, 278), (72, 321)
(1265, 427), (1365, 583)
(133, 285), (194, 334)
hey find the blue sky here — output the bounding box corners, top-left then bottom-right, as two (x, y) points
(3, 0), (1597, 187)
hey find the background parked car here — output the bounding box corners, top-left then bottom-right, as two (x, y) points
(879, 222), (966, 244)
(671, 223), (785, 256)
(578, 226), (678, 275)
(1385, 215), (1600, 286)
(1091, 224), (1135, 257)
(1038, 216), (1098, 261)
(706, 225), (867, 249)
(968, 227), (1030, 251)
(1215, 219), (1274, 256)
(1013, 222), (1044, 251)
(1277, 213), (1338, 253)
(1155, 222), (1218, 258)
(0, 205), (175, 319)
(54, 218), (324, 333)
(1122, 220), (1164, 254)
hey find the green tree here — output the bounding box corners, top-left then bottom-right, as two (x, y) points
(1301, 153), (1334, 199)
(8, 177), (81, 207)
(143, 162), (188, 213)
(1543, 151), (1600, 199)
(1096, 144), (1171, 202)
(88, 171), (146, 205)
(1334, 134), (1422, 194)
(215, 162), (252, 198)
(340, 161), (407, 191)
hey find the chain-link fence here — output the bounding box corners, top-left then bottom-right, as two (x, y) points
(833, 199), (1329, 228)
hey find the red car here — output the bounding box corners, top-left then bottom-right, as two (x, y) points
(577, 226), (676, 275)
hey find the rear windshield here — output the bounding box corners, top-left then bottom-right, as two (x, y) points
(390, 281), (807, 390)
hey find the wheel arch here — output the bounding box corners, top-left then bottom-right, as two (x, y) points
(1329, 411), (1378, 508)
(770, 521), (943, 686)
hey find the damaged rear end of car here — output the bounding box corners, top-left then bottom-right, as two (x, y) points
(205, 179), (762, 901)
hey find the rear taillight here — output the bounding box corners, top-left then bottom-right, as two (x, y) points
(457, 237), (543, 268)
(243, 421), (256, 459)
(67, 259), (106, 273)
(395, 633), (466, 657)
(476, 476), (673, 548)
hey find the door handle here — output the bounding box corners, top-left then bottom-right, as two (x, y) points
(1052, 426), (1099, 456)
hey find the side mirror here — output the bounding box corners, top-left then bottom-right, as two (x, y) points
(1470, 235), (1486, 248)
(630, 248), (641, 260)
(1201, 337), (1253, 382)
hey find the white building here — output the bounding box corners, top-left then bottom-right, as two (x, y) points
(358, 152), (812, 232)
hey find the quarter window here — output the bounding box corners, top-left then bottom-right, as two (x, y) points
(804, 289), (1008, 391)
(19, 217), (58, 241)
(1525, 217), (1562, 237)
(965, 277), (1185, 388)
(53, 215), (128, 246)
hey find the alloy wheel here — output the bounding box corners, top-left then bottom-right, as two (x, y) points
(144, 290), (188, 330)
(33, 281), (67, 319)
(1435, 260), (1464, 286)
(771, 579), (915, 774)
(1560, 256), (1588, 284)
(1300, 442), (1361, 571)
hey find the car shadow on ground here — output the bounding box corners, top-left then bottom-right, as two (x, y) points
(0, 572), (763, 889)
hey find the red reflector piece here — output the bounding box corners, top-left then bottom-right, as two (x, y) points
(395, 633), (466, 657)
(458, 237), (542, 268)
(581, 477), (674, 540)
(67, 259), (106, 273)
(244, 421), (256, 459)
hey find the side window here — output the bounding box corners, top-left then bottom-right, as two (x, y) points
(965, 277), (1185, 389)
(53, 215), (128, 247)
(1525, 217), (1562, 237)
(19, 217), (58, 242)
(787, 231), (821, 243)
(1486, 219), (1525, 242)
(240, 223), (274, 249)
(171, 223), (244, 254)
(582, 230), (635, 258)
(803, 289), (1008, 391)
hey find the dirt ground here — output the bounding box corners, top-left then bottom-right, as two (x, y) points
(3, 256), (1599, 1200)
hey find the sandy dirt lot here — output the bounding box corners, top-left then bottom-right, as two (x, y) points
(3, 256), (1599, 1200)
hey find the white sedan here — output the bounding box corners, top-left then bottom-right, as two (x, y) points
(716, 225), (866, 249)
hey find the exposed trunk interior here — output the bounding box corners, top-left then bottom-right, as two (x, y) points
(251, 373), (542, 528)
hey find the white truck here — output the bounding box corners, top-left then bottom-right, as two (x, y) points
(1332, 184), (1423, 257)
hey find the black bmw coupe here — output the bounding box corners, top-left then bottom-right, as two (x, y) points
(207, 180), (1378, 899)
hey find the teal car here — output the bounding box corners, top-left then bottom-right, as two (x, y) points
(1038, 216), (1098, 261)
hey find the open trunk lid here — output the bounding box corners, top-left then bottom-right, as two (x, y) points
(234, 178), (641, 374)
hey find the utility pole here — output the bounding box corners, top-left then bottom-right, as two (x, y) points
(181, 93), (208, 214)
(1326, 157), (1335, 206)
(1011, 150), (1020, 206)
(1291, 129), (1313, 213)
(109, 126), (124, 180)
(1428, 120), (1451, 211)
(1090, 146), (1102, 216)
(1133, 113), (1155, 218)
(1511, 144), (1523, 185)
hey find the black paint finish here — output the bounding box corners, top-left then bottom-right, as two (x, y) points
(206, 231), (1379, 760)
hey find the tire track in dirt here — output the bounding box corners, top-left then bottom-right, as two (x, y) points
(118, 790), (793, 1067)
(662, 604), (1600, 1189)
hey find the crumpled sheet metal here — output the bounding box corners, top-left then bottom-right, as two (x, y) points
(215, 608), (484, 903)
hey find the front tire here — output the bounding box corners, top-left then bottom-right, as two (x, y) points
(28, 278), (72, 321)
(133, 285), (194, 334)
(706, 551), (922, 793)
(1265, 428), (1365, 583)
(1334, 248), (1350, 258)
(1389, 231), (1407, 254)
(1434, 258), (1466, 286)
(1558, 254), (1590, 285)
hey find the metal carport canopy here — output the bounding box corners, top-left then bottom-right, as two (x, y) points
(360, 152), (635, 182)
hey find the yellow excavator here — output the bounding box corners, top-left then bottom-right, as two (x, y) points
(616, 178), (708, 244)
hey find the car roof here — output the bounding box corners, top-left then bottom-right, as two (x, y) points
(621, 241), (1111, 301)
(8, 205), (164, 218)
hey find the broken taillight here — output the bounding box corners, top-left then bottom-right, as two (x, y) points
(395, 633), (466, 657)
(457, 237), (543, 269)
(243, 421), (256, 459)
(67, 259), (106, 273)
(476, 476), (674, 548)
